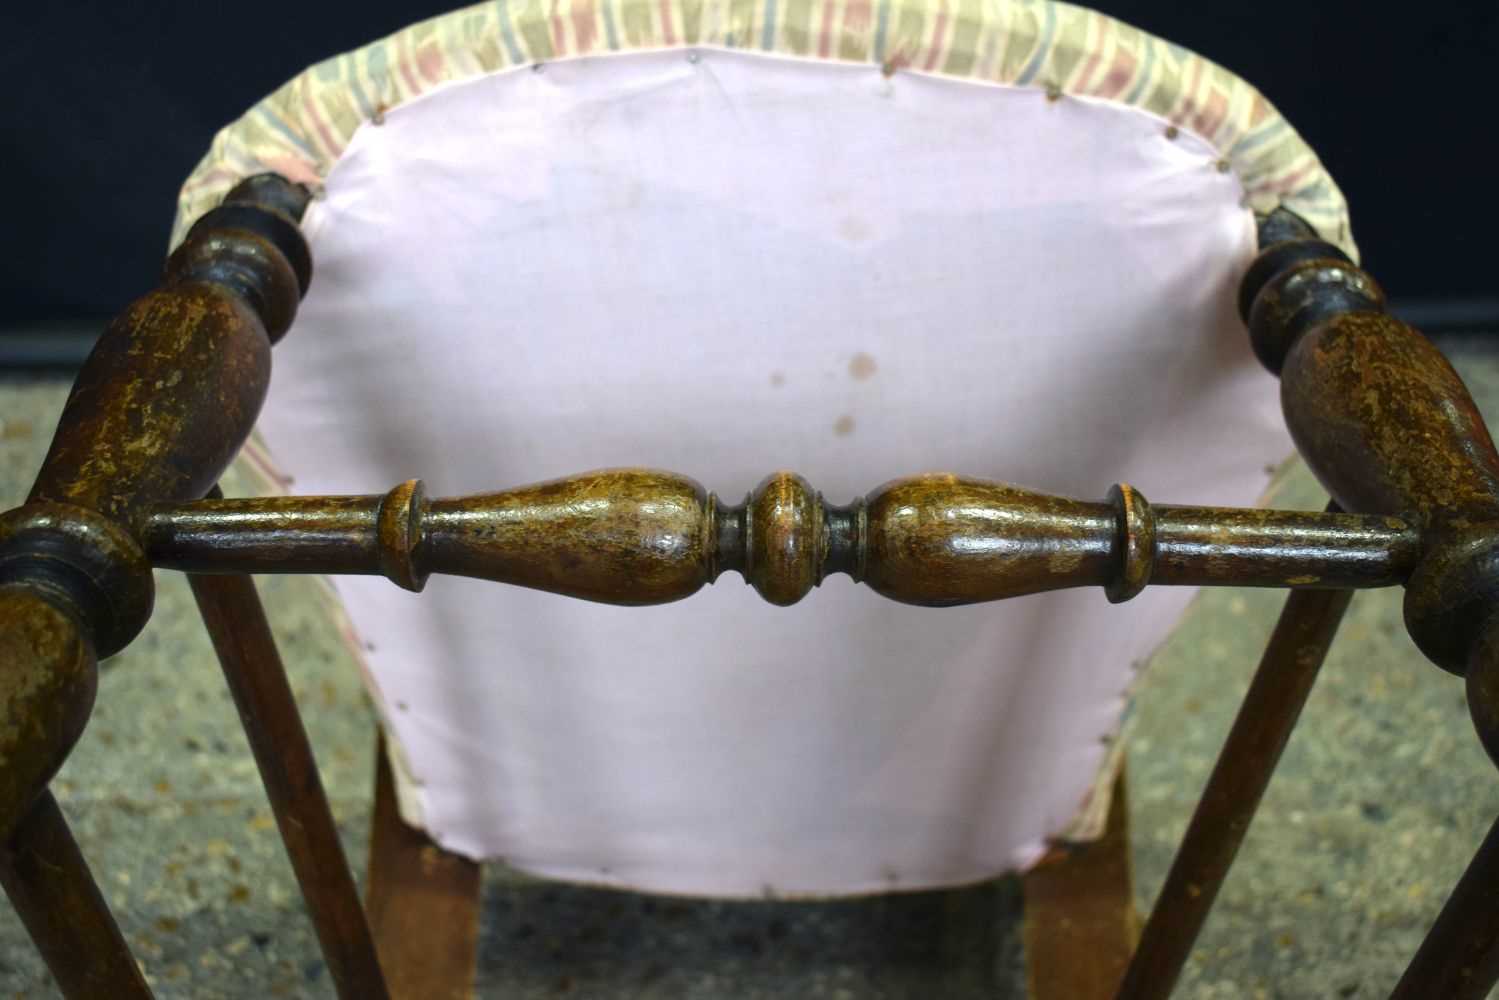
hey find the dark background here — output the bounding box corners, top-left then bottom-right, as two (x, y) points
(3, 2), (1496, 347)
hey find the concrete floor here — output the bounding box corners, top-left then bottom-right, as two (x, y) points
(0, 337), (1496, 997)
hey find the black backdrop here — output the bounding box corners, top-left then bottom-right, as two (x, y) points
(3, 2), (1496, 333)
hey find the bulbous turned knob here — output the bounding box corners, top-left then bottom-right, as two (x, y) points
(744, 472), (825, 606)
(164, 173), (313, 344)
(0, 502), (154, 658)
(0, 587), (97, 840)
(1403, 524), (1499, 677)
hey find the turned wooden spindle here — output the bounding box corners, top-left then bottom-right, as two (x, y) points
(1124, 210), (1499, 1000)
(143, 470), (1419, 605)
(0, 175), (310, 845)
(0, 505), (150, 843)
(0, 175), (312, 1000)
(1124, 207), (1499, 1000)
(1242, 210), (1499, 679)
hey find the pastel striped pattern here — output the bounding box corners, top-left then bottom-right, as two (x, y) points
(172, 0), (1355, 258)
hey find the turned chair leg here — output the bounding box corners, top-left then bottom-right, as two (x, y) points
(1116, 581), (1351, 999)
(0, 790), (152, 999)
(191, 566), (389, 1000)
(366, 730), (483, 999)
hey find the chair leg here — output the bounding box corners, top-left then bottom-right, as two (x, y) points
(366, 730), (482, 1000)
(1023, 767), (1139, 1000)
(190, 571), (389, 1000)
(1116, 584), (1352, 999)
(0, 789), (153, 999)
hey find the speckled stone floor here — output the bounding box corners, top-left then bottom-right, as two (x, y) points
(0, 335), (1496, 998)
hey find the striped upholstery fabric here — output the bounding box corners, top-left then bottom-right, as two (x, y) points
(172, 0), (1352, 256)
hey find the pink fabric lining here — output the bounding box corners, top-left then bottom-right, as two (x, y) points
(255, 48), (1290, 896)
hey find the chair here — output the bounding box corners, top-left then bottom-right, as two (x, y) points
(3, 1), (1497, 996)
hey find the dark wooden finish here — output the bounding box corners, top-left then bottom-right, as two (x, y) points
(27, 175), (308, 526)
(0, 584), (98, 846)
(1288, 310), (1499, 677)
(142, 473), (1418, 604)
(1024, 771), (1138, 1000)
(0, 175), (308, 843)
(0, 176), (311, 995)
(0, 508), (154, 837)
(189, 542), (389, 1000)
(0, 791), (152, 999)
(1, 167), (1497, 996)
(1116, 576), (1352, 1000)
(1244, 212), (1499, 679)
(1280, 312), (1499, 531)
(1148, 503), (1409, 589)
(1235, 210), (1499, 998)
(366, 733), (482, 1000)
(1388, 616), (1499, 998)
(1465, 613), (1499, 772)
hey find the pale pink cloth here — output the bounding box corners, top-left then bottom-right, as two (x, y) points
(256, 49), (1290, 896)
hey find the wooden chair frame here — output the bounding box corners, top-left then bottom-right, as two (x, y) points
(1, 173), (1496, 998)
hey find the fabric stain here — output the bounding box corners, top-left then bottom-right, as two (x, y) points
(839, 216), (872, 242)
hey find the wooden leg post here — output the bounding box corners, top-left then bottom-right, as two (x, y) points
(1116, 583), (1351, 999)
(0, 790), (153, 999)
(190, 569), (389, 1000)
(366, 730), (482, 1000)
(1024, 768), (1139, 1000)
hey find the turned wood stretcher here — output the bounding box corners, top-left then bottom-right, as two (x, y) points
(3, 3), (1499, 997)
